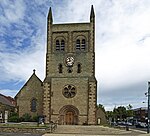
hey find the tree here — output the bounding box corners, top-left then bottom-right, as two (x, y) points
(126, 104), (134, 117)
(115, 106), (127, 120)
(106, 104), (134, 122)
(97, 104), (106, 113)
(126, 104), (133, 110)
(106, 111), (113, 119)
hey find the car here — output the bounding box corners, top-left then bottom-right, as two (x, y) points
(135, 122), (147, 128)
(126, 122), (132, 126)
(117, 121), (132, 126)
(117, 121), (122, 125)
(111, 122), (118, 126)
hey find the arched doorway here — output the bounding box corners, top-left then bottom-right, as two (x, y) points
(59, 105), (79, 125)
(66, 111), (74, 125)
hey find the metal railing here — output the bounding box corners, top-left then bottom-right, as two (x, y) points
(49, 122), (57, 133)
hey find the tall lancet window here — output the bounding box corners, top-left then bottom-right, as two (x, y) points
(77, 63), (81, 73)
(31, 98), (37, 112)
(76, 39), (80, 50)
(81, 39), (86, 50)
(59, 64), (63, 73)
(61, 40), (65, 51)
(56, 40), (60, 50)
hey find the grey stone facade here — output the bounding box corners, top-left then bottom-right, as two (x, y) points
(43, 5), (97, 125)
(15, 70), (43, 117)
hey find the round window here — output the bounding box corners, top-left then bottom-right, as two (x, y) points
(63, 85), (76, 98)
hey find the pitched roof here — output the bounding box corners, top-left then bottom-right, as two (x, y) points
(3, 95), (16, 106)
(15, 70), (43, 99)
(0, 94), (15, 107)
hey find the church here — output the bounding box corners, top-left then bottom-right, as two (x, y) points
(15, 5), (97, 125)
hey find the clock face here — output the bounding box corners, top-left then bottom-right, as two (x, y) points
(66, 56), (74, 66)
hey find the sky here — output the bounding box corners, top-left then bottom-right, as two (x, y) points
(0, 0), (150, 111)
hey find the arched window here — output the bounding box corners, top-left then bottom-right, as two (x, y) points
(77, 63), (81, 73)
(58, 64), (63, 73)
(81, 39), (86, 50)
(76, 38), (86, 51)
(61, 40), (65, 51)
(68, 69), (72, 73)
(31, 98), (37, 112)
(56, 40), (60, 51)
(76, 39), (80, 50)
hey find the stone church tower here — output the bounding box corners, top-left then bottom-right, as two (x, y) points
(43, 5), (97, 125)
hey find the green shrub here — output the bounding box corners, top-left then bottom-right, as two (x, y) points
(19, 117), (24, 122)
(8, 112), (19, 122)
(32, 115), (38, 122)
(21, 113), (31, 122)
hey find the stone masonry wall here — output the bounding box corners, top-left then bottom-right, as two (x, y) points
(88, 79), (97, 125)
(43, 81), (51, 123)
(16, 74), (43, 118)
(50, 77), (88, 124)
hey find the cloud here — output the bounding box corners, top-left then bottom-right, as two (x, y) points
(94, 0), (150, 110)
(97, 42), (150, 90)
(0, 0), (25, 24)
(99, 81), (148, 110)
(0, 41), (45, 82)
(0, 89), (18, 98)
(0, 0), (46, 83)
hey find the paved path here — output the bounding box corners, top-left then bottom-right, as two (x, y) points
(43, 134), (150, 136)
(43, 125), (148, 136)
(0, 132), (42, 136)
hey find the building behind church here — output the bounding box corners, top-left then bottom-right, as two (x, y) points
(0, 94), (15, 123)
(15, 5), (97, 125)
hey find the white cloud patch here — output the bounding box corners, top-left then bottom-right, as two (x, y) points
(0, 0), (25, 24)
(0, 39), (45, 82)
(0, 89), (18, 98)
(0, 0), (46, 83)
(95, 0), (150, 92)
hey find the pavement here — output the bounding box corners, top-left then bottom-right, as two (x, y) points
(43, 134), (150, 136)
(0, 132), (42, 136)
(42, 125), (150, 136)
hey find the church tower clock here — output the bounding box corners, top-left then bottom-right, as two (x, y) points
(43, 5), (97, 125)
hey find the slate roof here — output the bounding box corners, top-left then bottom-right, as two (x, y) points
(0, 94), (14, 107)
(15, 69), (43, 99)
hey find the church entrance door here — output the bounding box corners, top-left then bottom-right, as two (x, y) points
(59, 105), (79, 125)
(65, 111), (74, 125)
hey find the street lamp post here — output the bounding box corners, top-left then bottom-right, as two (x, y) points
(147, 82), (150, 133)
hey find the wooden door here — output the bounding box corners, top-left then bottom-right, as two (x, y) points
(65, 111), (74, 125)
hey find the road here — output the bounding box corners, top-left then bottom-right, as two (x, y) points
(129, 125), (147, 132)
(117, 125), (147, 133)
(0, 132), (42, 136)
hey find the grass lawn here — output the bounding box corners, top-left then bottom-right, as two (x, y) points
(0, 123), (49, 129)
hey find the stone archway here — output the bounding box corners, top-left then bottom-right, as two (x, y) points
(59, 105), (79, 125)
